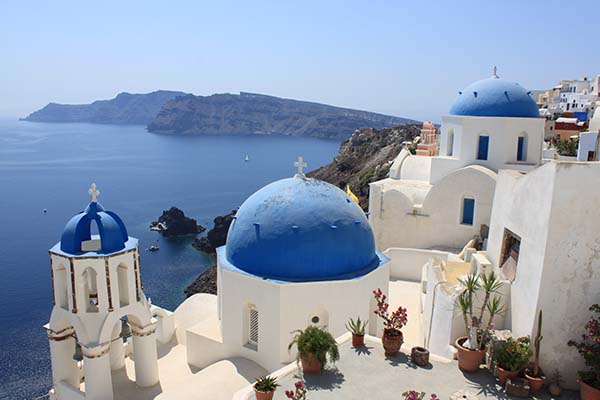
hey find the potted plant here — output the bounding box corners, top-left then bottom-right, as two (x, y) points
(568, 304), (600, 400)
(345, 317), (367, 347)
(285, 381), (307, 400)
(524, 310), (545, 393)
(402, 390), (439, 400)
(373, 288), (408, 356)
(548, 369), (563, 397)
(254, 375), (280, 400)
(288, 325), (339, 374)
(495, 336), (532, 385)
(454, 272), (504, 372)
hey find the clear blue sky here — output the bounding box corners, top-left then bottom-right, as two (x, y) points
(1, 0), (598, 121)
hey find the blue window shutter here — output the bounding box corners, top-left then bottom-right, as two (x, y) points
(462, 198), (475, 225)
(517, 137), (525, 161)
(477, 136), (489, 160)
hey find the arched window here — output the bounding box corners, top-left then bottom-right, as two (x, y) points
(246, 304), (258, 349)
(461, 197), (475, 226)
(446, 129), (455, 156)
(82, 267), (99, 313)
(117, 263), (129, 307)
(517, 133), (528, 162)
(477, 135), (489, 160)
(54, 265), (69, 310)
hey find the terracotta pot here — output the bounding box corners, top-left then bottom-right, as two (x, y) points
(382, 331), (403, 356)
(524, 369), (546, 394)
(300, 354), (322, 374)
(254, 389), (275, 400)
(411, 346), (430, 367)
(455, 336), (485, 373)
(580, 379), (600, 400)
(497, 366), (520, 386)
(352, 334), (365, 347)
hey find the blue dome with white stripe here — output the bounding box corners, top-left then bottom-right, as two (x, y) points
(450, 76), (539, 118)
(60, 201), (129, 255)
(225, 176), (380, 281)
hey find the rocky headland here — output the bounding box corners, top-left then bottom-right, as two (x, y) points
(192, 210), (236, 254)
(147, 92), (417, 140)
(22, 90), (187, 125)
(150, 207), (205, 237)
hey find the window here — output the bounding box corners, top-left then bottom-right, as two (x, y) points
(54, 265), (69, 310)
(82, 267), (99, 313)
(117, 263), (129, 307)
(517, 135), (527, 162)
(247, 305), (258, 348)
(447, 129), (455, 156)
(477, 135), (489, 160)
(500, 229), (521, 282)
(461, 198), (475, 225)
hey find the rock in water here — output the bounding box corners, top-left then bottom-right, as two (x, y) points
(192, 210), (236, 254)
(150, 207), (205, 237)
(184, 265), (217, 297)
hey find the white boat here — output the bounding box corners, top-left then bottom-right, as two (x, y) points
(245, 155), (249, 162)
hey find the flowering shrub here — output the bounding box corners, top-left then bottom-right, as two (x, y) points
(495, 336), (532, 372)
(402, 390), (439, 400)
(568, 304), (600, 389)
(373, 288), (408, 336)
(285, 381), (307, 400)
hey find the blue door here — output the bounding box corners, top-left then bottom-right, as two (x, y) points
(517, 137), (525, 161)
(477, 136), (489, 160)
(462, 198), (475, 225)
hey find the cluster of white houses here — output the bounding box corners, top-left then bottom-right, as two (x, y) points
(44, 71), (600, 400)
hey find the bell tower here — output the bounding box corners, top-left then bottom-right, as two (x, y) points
(45, 184), (159, 400)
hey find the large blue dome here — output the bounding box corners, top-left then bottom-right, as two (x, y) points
(60, 201), (129, 255)
(450, 77), (539, 118)
(225, 177), (380, 281)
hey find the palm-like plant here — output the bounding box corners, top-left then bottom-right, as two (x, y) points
(254, 375), (280, 392)
(345, 317), (368, 336)
(456, 272), (504, 350)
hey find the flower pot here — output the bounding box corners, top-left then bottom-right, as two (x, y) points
(352, 333), (365, 347)
(455, 336), (485, 373)
(411, 346), (430, 367)
(524, 369), (545, 394)
(382, 331), (403, 356)
(580, 379), (600, 400)
(548, 382), (562, 397)
(254, 389), (275, 400)
(497, 366), (520, 386)
(300, 354), (322, 374)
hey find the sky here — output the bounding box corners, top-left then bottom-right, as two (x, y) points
(1, 0), (599, 122)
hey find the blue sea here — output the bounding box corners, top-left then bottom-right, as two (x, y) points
(0, 120), (340, 399)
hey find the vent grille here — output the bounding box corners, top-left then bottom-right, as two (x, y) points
(249, 307), (259, 346)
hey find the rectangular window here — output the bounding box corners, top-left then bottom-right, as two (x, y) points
(517, 137), (525, 161)
(500, 228), (521, 282)
(248, 307), (259, 347)
(477, 136), (489, 160)
(461, 198), (475, 225)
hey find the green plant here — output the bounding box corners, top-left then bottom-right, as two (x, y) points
(254, 375), (279, 392)
(496, 336), (532, 372)
(568, 304), (600, 389)
(455, 272), (505, 350)
(531, 309), (543, 377)
(555, 138), (579, 157)
(288, 326), (340, 368)
(345, 317), (367, 336)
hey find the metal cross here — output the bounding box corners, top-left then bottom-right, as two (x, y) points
(492, 65), (498, 78)
(88, 183), (100, 202)
(294, 156), (307, 176)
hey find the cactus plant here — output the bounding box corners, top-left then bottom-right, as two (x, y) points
(533, 309), (543, 377)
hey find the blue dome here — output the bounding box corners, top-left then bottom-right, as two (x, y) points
(225, 177), (379, 281)
(450, 77), (539, 118)
(60, 201), (129, 255)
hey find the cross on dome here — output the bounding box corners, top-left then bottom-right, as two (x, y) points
(294, 156), (307, 178)
(492, 66), (499, 79)
(88, 183), (100, 203)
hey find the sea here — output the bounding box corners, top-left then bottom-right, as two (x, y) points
(0, 119), (340, 399)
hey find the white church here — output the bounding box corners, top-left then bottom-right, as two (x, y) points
(44, 71), (600, 400)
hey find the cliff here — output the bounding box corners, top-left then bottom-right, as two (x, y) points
(308, 124), (421, 209)
(147, 92), (417, 140)
(192, 210), (237, 254)
(22, 90), (187, 125)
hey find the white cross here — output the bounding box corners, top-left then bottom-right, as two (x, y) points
(492, 65), (498, 79)
(294, 156), (307, 177)
(88, 183), (100, 202)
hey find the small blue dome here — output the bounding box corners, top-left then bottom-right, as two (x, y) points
(225, 177), (379, 281)
(450, 77), (539, 118)
(60, 201), (129, 255)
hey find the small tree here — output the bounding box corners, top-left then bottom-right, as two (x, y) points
(568, 304), (600, 389)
